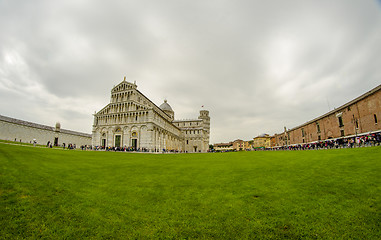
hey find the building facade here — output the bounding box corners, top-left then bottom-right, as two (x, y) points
(0, 115), (91, 146)
(231, 139), (251, 151)
(272, 84), (381, 147)
(213, 142), (234, 152)
(92, 78), (210, 152)
(232, 139), (244, 151)
(253, 134), (271, 148)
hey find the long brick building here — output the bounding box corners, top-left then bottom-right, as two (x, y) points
(272, 84), (381, 147)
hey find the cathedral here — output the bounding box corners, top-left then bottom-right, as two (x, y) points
(92, 78), (210, 152)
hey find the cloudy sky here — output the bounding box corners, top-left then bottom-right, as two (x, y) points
(1, 0), (380, 143)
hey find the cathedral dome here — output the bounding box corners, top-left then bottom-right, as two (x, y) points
(159, 100), (174, 112)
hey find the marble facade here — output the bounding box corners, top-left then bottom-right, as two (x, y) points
(92, 78), (210, 152)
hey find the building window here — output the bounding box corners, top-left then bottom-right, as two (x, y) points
(186, 140), (189, 144)
(316, 123), (320, 133)
(301, 128), (305, 137)
(338, 116), (344, 127)
(318, 135), (321, 140)
(375, 114), (378, 124)
(340, 129), (345, 137)
(355, 119), (359, 129)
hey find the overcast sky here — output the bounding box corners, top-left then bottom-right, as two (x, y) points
(1, 0), (381, 143)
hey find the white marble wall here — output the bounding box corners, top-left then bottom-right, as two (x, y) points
(0, 120), (91, 146)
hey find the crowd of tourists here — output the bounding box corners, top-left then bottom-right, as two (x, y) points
(44, 141), (78, 150)
(24, 132), (380, 153)
(268, 132), (381, 151)
(99, 146), (150, 152)
(92, 146), (190, 153)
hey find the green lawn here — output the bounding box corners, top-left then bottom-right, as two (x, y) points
(1, 143), (380, 239)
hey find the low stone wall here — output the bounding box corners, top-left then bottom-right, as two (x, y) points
(0, 115), (91, 146)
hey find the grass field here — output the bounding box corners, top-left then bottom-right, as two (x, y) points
(1, 143), (380, 239)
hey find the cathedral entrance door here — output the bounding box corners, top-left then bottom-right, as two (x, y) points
(194, 146), (197, 152)
(115, 135), (121, 148)
(132, 139), (137, 150)
(101, 139), (106, 148)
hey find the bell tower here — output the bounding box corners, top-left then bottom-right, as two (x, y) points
(198, 109), (210, 151)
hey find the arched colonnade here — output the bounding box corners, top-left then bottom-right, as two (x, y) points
(97, 124), (183, 151)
